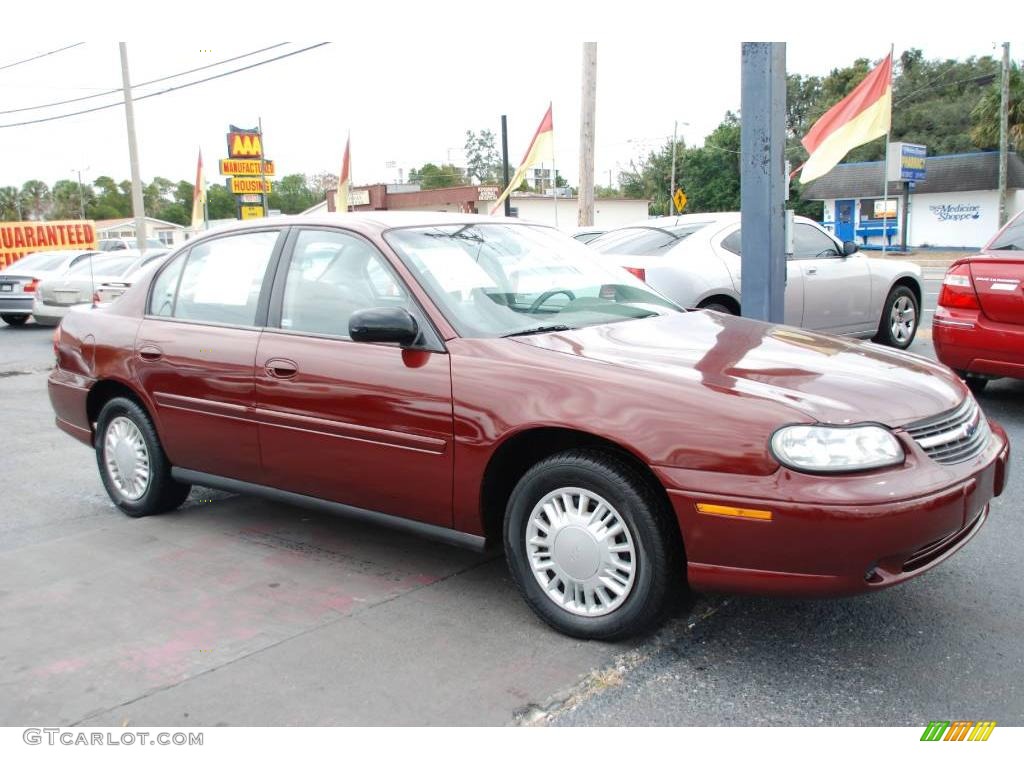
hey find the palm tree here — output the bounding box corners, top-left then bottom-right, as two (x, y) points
(19, 180), (51, 220)
(0, 186), (23, 220)
(971, 63), (1024, 150)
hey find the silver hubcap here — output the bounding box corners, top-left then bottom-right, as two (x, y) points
(103, 416), (150, 500)
(890, 295), (916, 343)
(526, 487), (637, 617)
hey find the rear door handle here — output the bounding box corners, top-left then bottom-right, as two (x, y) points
(265, 358), (298, 379)
(806, 267), (818, 275)
(137, 345), (163, 362)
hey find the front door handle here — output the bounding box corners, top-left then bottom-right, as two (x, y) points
(806, 267), (818, 275)
(265, 358), (298, 379)
(137, 345), (163, 362)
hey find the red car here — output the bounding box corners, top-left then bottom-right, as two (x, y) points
(934, 209), (1024, 392)
(48, 214), (1010, 639)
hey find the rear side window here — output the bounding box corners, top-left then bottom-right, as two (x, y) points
(149, 254), (185, 317)
(988, 211), (1024, 252)
(172, 231), (278, 325)
(589, 224), (708, 256)
(721, 230), (742, 255)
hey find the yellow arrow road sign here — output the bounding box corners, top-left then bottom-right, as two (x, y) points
(673, 188), (687, 213)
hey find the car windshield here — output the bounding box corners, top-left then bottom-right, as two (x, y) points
(588, 224), (710, 256)
(123, 254), (170, 280)
(384, 223), (679, 338)
(2, 251), (69, 273)
(987, 212), (1024, 251)
(68, 254), (136, 278)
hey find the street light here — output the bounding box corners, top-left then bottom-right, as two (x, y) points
(71, 167), (90, 220)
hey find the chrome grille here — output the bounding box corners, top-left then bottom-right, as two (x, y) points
(906, 397), (990, 465)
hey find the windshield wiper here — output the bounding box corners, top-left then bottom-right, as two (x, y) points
(502, 324), (574, 338)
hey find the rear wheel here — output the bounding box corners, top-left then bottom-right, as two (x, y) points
(95, 396), (191, 517)
(873, 285), (919, 349)
(503, 449), (681, 640)
(1, 314), (29, 326)
(697, 299), (737, 315)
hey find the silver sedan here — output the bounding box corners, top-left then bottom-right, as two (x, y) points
(587, 212), (924, 348)
(0, 249), (100, 326)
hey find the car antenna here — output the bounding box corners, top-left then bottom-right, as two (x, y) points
(89, 248), (97, 308)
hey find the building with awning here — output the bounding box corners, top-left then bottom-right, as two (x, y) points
(801, 151), (1024, 249)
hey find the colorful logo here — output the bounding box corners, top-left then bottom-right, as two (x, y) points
(921, 721), (996, 741)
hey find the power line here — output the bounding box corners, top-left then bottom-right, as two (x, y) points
(0, 43), (84, 72)
(0, 43), (331, 130)
(0, 43), (291, 116)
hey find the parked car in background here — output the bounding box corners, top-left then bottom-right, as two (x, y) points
(0, 249), (101, 326)
(99, 238), (167, 252)
(571, 226), (606, 244)
(934, 208), (1024, 392)
(49, 213), (1008, 640)
(33, 250), (170, 325)
(94, 249), (172, 305)
(587, 212), (924, 348)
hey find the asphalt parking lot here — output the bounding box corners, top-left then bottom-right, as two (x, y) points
(1, 272), (1020, 726)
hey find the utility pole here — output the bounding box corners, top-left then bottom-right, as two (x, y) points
(258, 117), (269, 217)
(119, 43), (147, 253)
(578, 42), (597, 227)
(500, 115), (511, 216)
(998, 42), (1010, 227)
(669, 120), (678, 216)
(73, 167), (89, 219)
(740, 42), (787, 324)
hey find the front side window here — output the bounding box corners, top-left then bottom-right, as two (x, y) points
(793, 223), (840, 259)
(172, 231), (278, 325)
(280, 229), (411, 338)
(385, 223), (679, 338)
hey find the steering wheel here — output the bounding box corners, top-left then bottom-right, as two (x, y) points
(528, 289), (576, 313)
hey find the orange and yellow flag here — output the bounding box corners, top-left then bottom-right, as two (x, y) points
(799, 53), (892, 183)
(490, 104), (554, 215)
(190, 150), (206, 229)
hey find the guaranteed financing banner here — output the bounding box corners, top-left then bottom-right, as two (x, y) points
(0, 220), (98, 268)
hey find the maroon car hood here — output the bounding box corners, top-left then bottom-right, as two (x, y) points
(512, 311), (964, 427)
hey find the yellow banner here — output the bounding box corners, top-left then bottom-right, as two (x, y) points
(230, 178), (272, 194)
(0, 220), (98, 268)
(219, 159), (276, 176)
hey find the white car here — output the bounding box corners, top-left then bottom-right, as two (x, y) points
(94, 250), (172, 305)
(33, 249), (170, 325)
(0, 250), (100, 326)
(587, 212), (924, 348)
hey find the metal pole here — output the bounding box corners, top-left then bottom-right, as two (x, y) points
(501, 115), (511, 216)
(900, 182), (910, 250)
(258, 117), (269, 217)
(669, 120), (678, 216)
(550, 107), (559, 228)
(75, 169), (86, 219)
(119, 43), (147, 253)
(881, 44), (894, 256)
(998, 42), (1010, 227)
(739, 42), (787, 324)
(578, 42), (597, 227)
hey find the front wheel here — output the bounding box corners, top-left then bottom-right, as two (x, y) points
(95, 396), (191, 517)
(958, 372), (990, 394)
(503, 449), (681, 640)
(1, 314), (29, 326)
(874, 285), (919, 349)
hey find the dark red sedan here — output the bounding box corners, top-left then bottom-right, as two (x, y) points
(48, 214), (1010, 639)
(934, 209), (1024, 392)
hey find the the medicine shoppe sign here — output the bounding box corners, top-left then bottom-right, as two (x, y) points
(221, 125), (276, 219)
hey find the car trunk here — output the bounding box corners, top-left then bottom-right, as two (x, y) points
(971, 257), (1024, 324)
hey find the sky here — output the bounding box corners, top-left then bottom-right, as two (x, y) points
(0, 6), (1019, 196)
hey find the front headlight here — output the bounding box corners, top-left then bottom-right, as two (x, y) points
(770, 424), (905, 473)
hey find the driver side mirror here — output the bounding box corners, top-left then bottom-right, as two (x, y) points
(842, 240), (859, 256)
(349, 307), (419, 346)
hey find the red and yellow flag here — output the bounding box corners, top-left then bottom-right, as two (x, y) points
(799, 53), (892, 183)
(191, 150), (206, 229)
(490, 104), (554, 215)
(335, 135), (351, 213)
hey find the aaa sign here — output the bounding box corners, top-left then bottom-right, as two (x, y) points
(0, 220), (98, 268)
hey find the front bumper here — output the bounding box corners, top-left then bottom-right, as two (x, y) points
(933, 307), (1024, 379)
(655, 420), (1010, 597)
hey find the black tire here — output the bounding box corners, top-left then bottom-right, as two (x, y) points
(95, 396), (191, 517)
(503, 448), (682, 640)
(1, 314), (29, 326)
(958, 372), (990, 394)
(698, 300), (737, 315)
(873, 285), (919, 349)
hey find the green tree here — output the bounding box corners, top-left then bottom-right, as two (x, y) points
(20, 180), (50, 220)
(92, 176), (130, 219)
(0, 186), (24, 220)
(173, 180), (195, 214)
(464, 129), (503, 183)
(409, 163), (464, 189)
(51, 179), (94, 219)
(206, 184), (237, 220)
(971, 61), (1023, 149)
(144, 176), (175, 219)
(268, 173), (316, 214)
